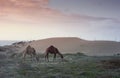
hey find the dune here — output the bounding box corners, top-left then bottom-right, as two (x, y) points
(12, 37), (120, 56)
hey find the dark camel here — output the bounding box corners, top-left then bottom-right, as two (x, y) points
(45, 45), (63, 61)
(22, 45), (39, 61)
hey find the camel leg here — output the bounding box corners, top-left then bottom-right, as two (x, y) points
(30, 54), (33, 61)
(23, 53), (26, 61)
(32, 54), (39, 62)
(35, 55), (39, 62)
(58, 53), (64, 61)
(53, 54), (56, 61)
(45, 53), (49, 62)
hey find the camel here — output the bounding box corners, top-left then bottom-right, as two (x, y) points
(45, 45), (63, 61)
(22, 45), (39, 61)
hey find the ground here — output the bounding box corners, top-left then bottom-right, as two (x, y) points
(0, 52), (120, 78)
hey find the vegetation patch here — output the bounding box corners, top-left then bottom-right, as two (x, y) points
(101, 59), (120, 69)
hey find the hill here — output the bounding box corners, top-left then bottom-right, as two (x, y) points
(11, 37), (120, 56)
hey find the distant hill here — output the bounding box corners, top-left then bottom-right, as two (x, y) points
(0, 40), (18, 46)
(12, 37), (120, 56)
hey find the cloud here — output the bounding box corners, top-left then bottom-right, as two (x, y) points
(0, 0), (119, 24)
(0, 0), (49, 16)
(0, 0), (62, 24)
(0, 0), (49, 7)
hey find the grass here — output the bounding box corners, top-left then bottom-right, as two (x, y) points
(0, 52), (120, 78)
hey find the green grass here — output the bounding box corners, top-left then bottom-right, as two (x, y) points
(0, 53), (120, 78)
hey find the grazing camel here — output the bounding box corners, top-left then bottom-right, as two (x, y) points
(22, 45), (39, 61)
(45, 45), (63, 61)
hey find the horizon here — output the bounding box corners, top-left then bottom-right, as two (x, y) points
(0, 0), (120, 41)
(0, 36), (120, 46)
(0, 36), (120, 42)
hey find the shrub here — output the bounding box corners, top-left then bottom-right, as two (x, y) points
(101, 59), (120, 69)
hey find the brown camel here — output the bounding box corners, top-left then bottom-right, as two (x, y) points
(45, 45), (63, 61)
(22, 45), (39, 61)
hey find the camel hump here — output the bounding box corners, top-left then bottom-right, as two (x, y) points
(27, 45), (31, 47)
(26, 45), (36, 53)
(26, 45), (31, 49)
(47, 45), (56, 50)
(49, 45), (54, 48)
(46, 45), (59, 54)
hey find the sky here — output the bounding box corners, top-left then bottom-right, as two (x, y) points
(0, 0), (120, 41)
